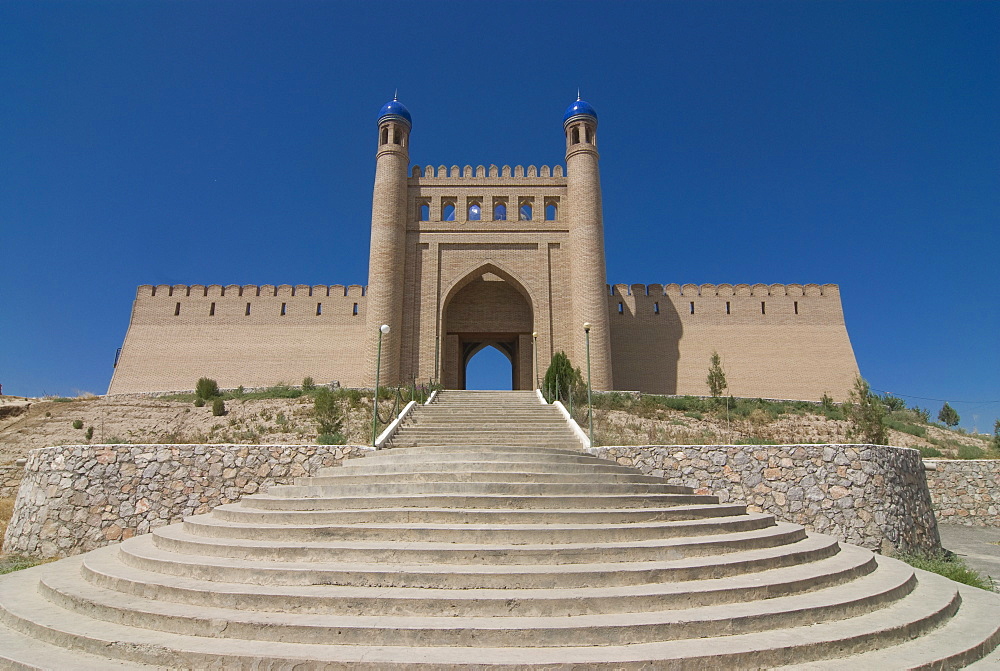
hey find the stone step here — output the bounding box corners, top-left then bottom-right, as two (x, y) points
(77, 544), (878, 619)
(0, 558), (967, 668)
(387, 440), (582, 449)
(179, 511), (777, 544)
(211, 502), (749, 526)
(117, 529), (842, 589)
(148, 522), (808, 564)
(28, 555), (934, 650)
(239, 492), (719, 511)
(264, 480), (694, 498)
(296, 471), (668, 486)
(317, 460), (637, 477)
(355, 450), (605, 465)
(785, 575), (1000, 669)
(360, 443), (588, 456)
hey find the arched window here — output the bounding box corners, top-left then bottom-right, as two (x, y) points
(419, 203), (430, 221)
(493, 203), (507, 220)
(442, 203), (456, 221)
(571, 127), (580, 145)
(545, 203), (557, 221)
(380, 127), (388, 145)
(519, 204), (532, 221)
(468, 204), (481, 221)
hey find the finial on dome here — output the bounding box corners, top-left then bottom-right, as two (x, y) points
(393, 89), (398, 101)
(577, 88), (581, 101)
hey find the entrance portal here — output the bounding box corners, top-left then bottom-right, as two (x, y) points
(462, 341), (516, 390)
(441, 268), (534, 390)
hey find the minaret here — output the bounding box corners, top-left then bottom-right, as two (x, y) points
(365, 96), (411, 386)
(564, 96), (613, 389)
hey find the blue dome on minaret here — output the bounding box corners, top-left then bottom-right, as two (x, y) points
(563, 95), (597, 125)
(378, 95), (411, 126)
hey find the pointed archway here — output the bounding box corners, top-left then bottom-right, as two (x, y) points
(440, 265), (534, 390)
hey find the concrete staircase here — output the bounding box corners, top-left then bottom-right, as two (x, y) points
(1, 389), (999, 669)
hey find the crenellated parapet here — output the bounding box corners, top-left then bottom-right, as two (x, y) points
(132, 283), (369, 326)
(141, 284), (367, 298)
(608, 283), (840, 297)
(410, 164), (565, 180)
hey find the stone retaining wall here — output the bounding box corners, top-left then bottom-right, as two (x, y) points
(589, 444), (940, 554)
(924, 460), (1000, 527)
(3, 444), (370, 558)
(0, 462), (24, 500)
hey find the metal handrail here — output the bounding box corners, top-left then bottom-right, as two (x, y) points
(372, 382), (437, 447)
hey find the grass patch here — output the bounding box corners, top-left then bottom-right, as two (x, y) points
(917, 446), (943, 458)
(895, 552), (995, 592)
(957, 443), (985, 460)
(0, 555), (52, 575)
(886, 418), (926, 438)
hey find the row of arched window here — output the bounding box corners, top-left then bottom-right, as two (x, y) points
(418, 198), (558, 223)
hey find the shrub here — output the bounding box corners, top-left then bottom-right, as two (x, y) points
(912, 406), (931, 423)
(212, 398), (227, 416)
(706, 351), (727, 398)
(938, 402), (960, 428)
(85, 426), (94, 440)
(993, 419), (1000, 451)
(313, 388), (343, 437)
(194, 398), (205, 407)
(302, 377), (315, 391)
(196, 378), (220, 400)
(72, 419), (83, 429)
(957, 443), (984, 460)
(880, 393), (906, 412)
(918, 446), (943, 458)
(844, 375), (888, 445)
(317, 432), (345, 445)
(820, 392), (835, 410)
(543, 352), (582, 404)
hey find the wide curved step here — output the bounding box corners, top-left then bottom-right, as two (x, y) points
(116, 530), (843, 589)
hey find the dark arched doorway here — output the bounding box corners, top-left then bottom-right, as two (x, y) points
(441, 267), (534, 390)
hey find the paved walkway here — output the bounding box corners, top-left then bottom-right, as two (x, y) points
(938, 523), (1000, 586)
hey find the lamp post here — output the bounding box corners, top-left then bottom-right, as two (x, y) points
(371, 324), (390, 447)
(583, 322), (593, 448)
(531, 331), (539, 391)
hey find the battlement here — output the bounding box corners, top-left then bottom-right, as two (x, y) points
(140, 284), (367, 298)
(608, 283), (840, 297)
(410, 164), (565, 180)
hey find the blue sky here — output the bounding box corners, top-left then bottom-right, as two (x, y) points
(2, 1), (997, 431)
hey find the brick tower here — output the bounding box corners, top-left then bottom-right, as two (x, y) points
(564, 97), (613, 389)
(365, 96), (411, 385)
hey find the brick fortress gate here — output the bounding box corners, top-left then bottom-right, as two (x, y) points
(109, 97), (860, 399)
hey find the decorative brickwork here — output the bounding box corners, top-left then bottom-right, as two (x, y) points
(108, 98), (859, 400)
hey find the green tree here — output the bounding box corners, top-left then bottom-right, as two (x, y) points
(938, 402), (960, 428)
(844, 375), (888, 445)
(196, 377), (220, 400)
(313, 387), (344, 443)
(993, 419), (1000, 451)
(543, 352), (582, 403)
(706, 351), (728, 398)
(302, 376), (315, 391)
(211, 398), (226, 416)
